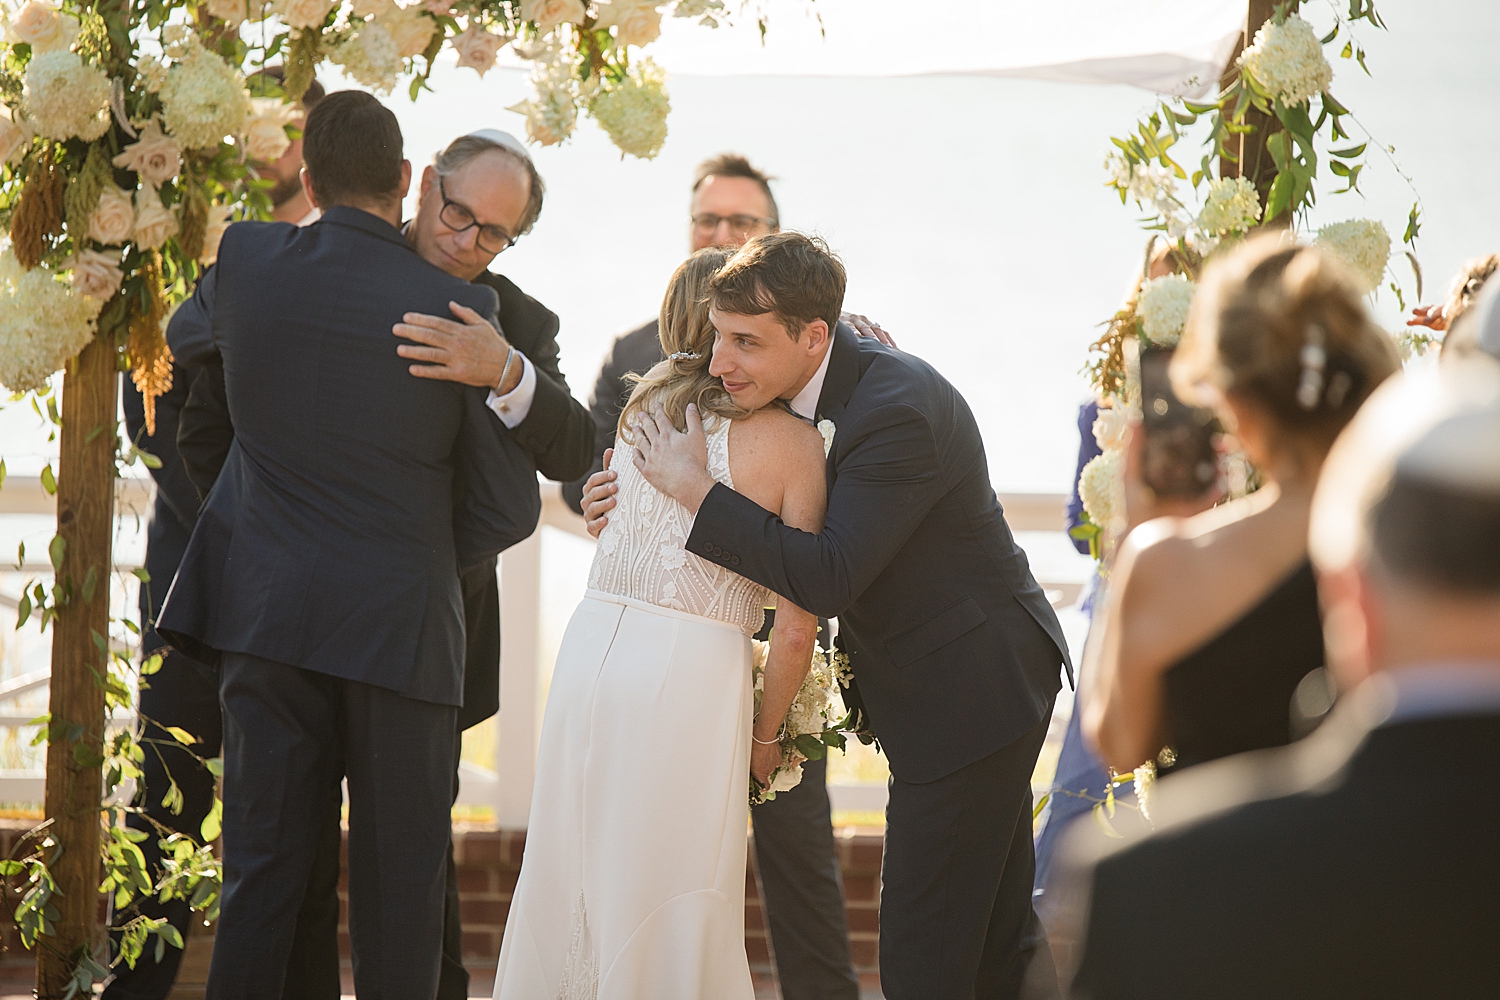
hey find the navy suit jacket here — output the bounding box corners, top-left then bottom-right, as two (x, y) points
(157, 206), (541, 706)
(687, 325), (1071, 782)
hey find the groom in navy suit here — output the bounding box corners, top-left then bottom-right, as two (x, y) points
(586, 232), (1071, 999)
(157, 91), (541, 999)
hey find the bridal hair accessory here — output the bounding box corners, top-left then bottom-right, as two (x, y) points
(1296, 324), (1327, 410)
(464, 128), (533, 163)
(668, 351), (701, 361)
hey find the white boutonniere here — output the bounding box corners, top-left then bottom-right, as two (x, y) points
(817, 418), (836, 457)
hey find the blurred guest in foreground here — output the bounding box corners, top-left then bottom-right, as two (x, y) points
(1083, 236), (1399, 776)
(1059, 357), (1500, 1000)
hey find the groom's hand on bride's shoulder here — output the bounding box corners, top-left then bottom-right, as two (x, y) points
(582, 451), (617, 539)
(393, 301), (521, 392)
(634, 403), (715, 514)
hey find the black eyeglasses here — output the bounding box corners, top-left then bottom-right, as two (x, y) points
(690, 213), (778, 238)
(438, 176), (516, 255)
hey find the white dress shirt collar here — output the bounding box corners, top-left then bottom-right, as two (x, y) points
(787, 343), (834, 422)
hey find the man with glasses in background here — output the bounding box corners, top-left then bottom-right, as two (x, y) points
(562, 153), (883, 1000)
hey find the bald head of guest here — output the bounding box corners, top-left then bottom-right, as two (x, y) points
(1311, 359), (1500, 689)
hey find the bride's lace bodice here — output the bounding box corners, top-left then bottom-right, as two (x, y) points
(587, 413), (769, 637)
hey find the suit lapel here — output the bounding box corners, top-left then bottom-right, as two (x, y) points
(816, 322), (861, 424)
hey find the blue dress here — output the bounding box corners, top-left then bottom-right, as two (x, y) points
(1032, 401), (1115, 910)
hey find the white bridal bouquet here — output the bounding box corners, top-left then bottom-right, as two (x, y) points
(748, 637), (852, 805)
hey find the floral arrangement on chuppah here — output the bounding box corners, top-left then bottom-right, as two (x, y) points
(1071, 1), (1424, 561)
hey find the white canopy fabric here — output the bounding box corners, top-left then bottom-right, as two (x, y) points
(637, 0), (1248, 97)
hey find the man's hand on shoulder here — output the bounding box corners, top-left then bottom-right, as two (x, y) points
(394, 301), (522, 393)
(634, 403), (716, 514)
(842, 311), (897, 349)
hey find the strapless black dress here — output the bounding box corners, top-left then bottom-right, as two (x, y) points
(1159, 560), (1326, 773)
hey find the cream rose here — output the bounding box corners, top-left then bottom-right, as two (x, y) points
(133, 186), (179, 251)
(450, 24), (505, 77)
(350, 0), (394, 17)
(594, 0), (662, 47)
(205, 0), (249, 27)
(272, 0), (334, 30)
(6, 2), (78, 53)
(380, 6), (437, 59)
(200, 204), (234, 265)
(241, 98), (295, 163)
(0, 106), (29, 165)
(68, 249), (124, 300)
(520, 0), (584, 33)
(112, 119), (182, 187)
(89, 186), (135, 245)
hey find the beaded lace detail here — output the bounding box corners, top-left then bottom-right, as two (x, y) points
(557, 892), (599, 1000)
(587, 412), (769, 637)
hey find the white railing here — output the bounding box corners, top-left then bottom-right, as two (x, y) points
(0, 477), (1073, 820)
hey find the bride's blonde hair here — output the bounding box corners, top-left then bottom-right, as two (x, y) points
(618, 246), (749, 440)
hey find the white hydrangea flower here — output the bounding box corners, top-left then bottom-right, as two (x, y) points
(0, 248), (103, 395)
(588, 58), (669, 160)
(1197, 176), (1262, 237)
(1078, 448), (1124, 532)
(136, 55), (169, 94)
(1314, 218), (1391, 296)
(160, 41), (251, 149)
(1092, 403), (1129, 451)
(507, 61), (577, 146)
(1137, 273), (1195, 346)
(1238, 13), (1333, 107)
(329, 22), (404, 95)
(1104, 151), (1189, 235)
(22, 49), (111, 142)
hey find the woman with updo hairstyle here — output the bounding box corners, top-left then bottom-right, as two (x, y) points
(1083, 233), (1400, 776)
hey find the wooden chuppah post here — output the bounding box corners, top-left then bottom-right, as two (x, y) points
(1220, 0), (1298, 207)
(37, 321), (120, 997)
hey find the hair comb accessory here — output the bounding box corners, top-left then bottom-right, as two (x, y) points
(668, 351), (701, 361)
(1297, 324), (1327, 410)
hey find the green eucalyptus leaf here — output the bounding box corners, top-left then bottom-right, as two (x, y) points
(1330, 143), (1367, 158)
(40, 465), (57, 495)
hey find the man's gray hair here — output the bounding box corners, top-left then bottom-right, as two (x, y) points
(434, 131), (546, 238)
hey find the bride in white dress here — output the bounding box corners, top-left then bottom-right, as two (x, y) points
(493, 247), (828, 1000)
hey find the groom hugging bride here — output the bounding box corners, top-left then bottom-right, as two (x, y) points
(502, 233), (1073, 1000)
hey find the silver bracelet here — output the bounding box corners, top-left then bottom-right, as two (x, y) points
(751, 733), (781, 746)
(497, 346), (517, 393)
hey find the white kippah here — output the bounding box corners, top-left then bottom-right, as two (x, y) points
(464, 128), (533, 163)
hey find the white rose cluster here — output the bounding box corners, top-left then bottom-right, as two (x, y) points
(113, 118), (182, 188)
(22, 49), (110, 142)
(1078, 448), (1124, 534)
(589, 58), (669, 160)
(160, 41), (252, 150)
(1137, 273), (1195, 346)
(242, 98), (297, 163)
(379, 4), (438, 59)
(1197, 176), (1262, 237)
(747, 637), (845, 805)
(1092, 403), (1130, 452)
(271, 0), (335, 30)
(0, 249), (103, 395)
(450, 23), (506, 77)
(5, 2), (79, 53)
(1314, 218), (1391, 296)
(1238, 13), (1333, 108)
(520, 0), (585, 33)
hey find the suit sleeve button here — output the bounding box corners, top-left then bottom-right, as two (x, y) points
(730, 556), (741, 566)
(703, 542), (714, 553)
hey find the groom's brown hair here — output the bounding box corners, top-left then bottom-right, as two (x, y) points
(302, 90), (404, 209)
(709, 232), (846, 340)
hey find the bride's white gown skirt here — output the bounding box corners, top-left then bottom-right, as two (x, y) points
(493, 590), (755, 1000)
